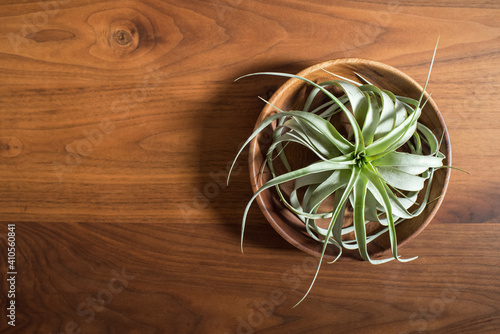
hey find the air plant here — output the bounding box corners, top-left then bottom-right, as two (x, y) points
(228, 40), (446, 306)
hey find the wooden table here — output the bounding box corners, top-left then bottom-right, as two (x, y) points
(1, 1), (499, 333)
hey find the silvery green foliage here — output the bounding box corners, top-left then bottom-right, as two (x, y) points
(229, 41), (444, 305)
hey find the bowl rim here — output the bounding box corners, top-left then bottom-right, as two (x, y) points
(248, 58), (452, 261)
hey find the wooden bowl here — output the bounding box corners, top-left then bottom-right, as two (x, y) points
(248, 58), (451, 261)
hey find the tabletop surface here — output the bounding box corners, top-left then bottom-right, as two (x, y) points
(1, 1), (499, 333)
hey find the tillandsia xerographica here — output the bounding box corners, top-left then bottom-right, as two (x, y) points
(228, 39), (446, 305)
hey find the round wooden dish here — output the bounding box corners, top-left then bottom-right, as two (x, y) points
(248, 58), (451, 262)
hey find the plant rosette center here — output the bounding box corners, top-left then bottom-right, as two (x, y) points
(355, 152), (367, 168)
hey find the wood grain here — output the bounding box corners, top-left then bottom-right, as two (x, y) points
(0, 0), (499, 333)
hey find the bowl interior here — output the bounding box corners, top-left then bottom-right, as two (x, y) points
(248, 58), (451, 261)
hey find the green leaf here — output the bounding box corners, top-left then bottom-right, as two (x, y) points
(361, 86), (394, 140)
(241, 158), (355, 252)
(352, 173), (394, 263)
(294, 167), (360, 307)
(372, 151), (443, 171)
(270, 109), (354, 155)
(365, 105), (421, 157)
(236, 72), (365, 154)
(418, 36), (440, 107)
(332, 80), (368, 125)
(362, 163), (418, 262)
(284, 118), (341, 158)
(376, 167), (426, 191)
(360, 91), (380, 146)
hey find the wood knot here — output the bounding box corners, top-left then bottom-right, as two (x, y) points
(88, 8), (155, 61)
(109, 20), (140, 51)
(0, 137), (23, 158)
(113, 30), (133, 46)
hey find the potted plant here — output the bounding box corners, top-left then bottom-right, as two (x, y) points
(228, 40), (451, 305)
